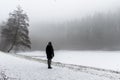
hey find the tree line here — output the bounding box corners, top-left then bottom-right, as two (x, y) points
(60, 11), (120, 50)
(30, 10), (120, 50)
(1, 6), (120, 51)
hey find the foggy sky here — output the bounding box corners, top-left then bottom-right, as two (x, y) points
(0, 0), (120, 23)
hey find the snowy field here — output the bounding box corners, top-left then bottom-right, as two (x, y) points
(18, 51), (120, 71)
(0, 51), (119, 80)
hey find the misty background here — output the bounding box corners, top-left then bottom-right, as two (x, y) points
(1, 0), (120, 51)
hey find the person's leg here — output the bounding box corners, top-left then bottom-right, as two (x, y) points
(48, 59), (52, 69)
(49, 59), (51, 67)
(47, 59), (50, 68)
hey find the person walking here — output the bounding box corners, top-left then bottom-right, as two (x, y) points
(46, 42), (54, 69)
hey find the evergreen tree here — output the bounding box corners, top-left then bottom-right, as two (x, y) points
(1, 6), (31, 52)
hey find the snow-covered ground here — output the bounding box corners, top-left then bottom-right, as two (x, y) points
(0, 51), (120, 80)
(18, 51), (120, 71)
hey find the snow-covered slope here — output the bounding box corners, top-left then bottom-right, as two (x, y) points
(18, 51), (120, 71)
(0, 51), (119, 80)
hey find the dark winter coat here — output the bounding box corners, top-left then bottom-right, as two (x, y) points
(46, 43), (54, 59)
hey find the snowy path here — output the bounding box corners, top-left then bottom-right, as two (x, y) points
(14, 54), (120, 80)
(18, 51), (120, 71)
(0, 52), (120, 80)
